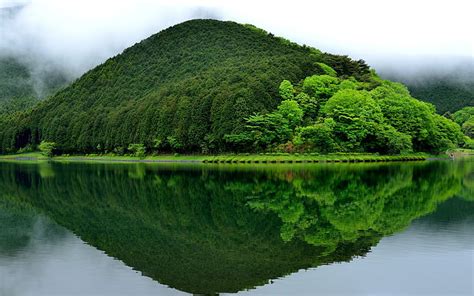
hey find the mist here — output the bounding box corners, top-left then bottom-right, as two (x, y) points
(1, 0), (473, 91)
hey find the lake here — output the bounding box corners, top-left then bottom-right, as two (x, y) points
(0, 160), (472, 295)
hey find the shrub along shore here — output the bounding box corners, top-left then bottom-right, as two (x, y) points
(0, 152), (432, 164)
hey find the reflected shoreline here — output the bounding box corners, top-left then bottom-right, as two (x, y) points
(0, 159), (472, 294)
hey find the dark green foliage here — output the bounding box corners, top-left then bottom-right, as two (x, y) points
(127, 143), (146, 158)
(319, 54), (371, 81)
(0, 58), (36, 112)
(406, 80), (474, 114)
(294, 119), (338, 153)
(0, 20), (376, 154)
(0, 57), (40, 116)
(383, 65), (474, 114)
(0, 57), (67, 115)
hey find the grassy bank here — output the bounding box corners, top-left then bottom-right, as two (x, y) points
(202, 153), (427, 164)
(0, 152), (429, 164)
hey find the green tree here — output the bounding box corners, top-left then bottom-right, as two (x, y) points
(427, 114), (465, 152)
(279, 80), (295, 100)
(294, 118), (338, 153)
(302, 75), (340, 102)
(370, 124), (413, 154)
(277, 100), (304, 129)
(128, 143), (146, 158)
(315, 62), (337, 77)
(39, 141), (56, 157)
(462, 117), (474, 138)
(294, 93), (319, 120)
(167, 136), (183, 152)
(452, 107), (474, 126)
(323, 89), (384, 151)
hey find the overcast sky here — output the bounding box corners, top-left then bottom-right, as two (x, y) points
(0, 0), (473, 78)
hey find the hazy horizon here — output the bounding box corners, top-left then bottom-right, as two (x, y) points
(1, 0), (473, 85)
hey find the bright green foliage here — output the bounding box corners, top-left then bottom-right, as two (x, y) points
(428, 114), (465, 151)
(294, 93), (318, 121)
(302, 75), (340, 102)
(464, 137), (474, 149)
(315, 62), (337, 77)
(38, 141), (56, 157)
(452, 107), (474, 139)
(294, 118), (338, 153)
(228, 71), (462, 154)
(279, 80), (295, 100)
(225, 113), (291, 150)
(128, 143), (146, 158)
(370, 124), (413, 154)
(338, 79), (358, 90)
(225, 100), (303, 150)
(371, 84), (434, 146)
(323, 89), (383, 151)
(452, 107), (474, 126)
(462, 117), (474, 138)
(277, 100), (304, 129)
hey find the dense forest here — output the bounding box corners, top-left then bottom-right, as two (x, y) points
(407, 79), (474, 114)
(383, 63), (474, 114)
(0, 20), (471, 155)
(225, 72), (467, 154)
(0, 57), (67, 115)
(452, 107), (474, 140)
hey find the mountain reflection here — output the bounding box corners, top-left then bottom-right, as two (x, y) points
(0, 160), (471, 295)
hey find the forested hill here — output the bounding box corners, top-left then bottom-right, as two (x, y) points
(0, 57), (68, 115)
(381, 62), (474, 114)
(0, 19), (371, 153)
(403, 79), (473, 114)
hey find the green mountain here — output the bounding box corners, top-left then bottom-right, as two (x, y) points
(407, 79), (474, 114)
(0, 19), (371, 153)
(382, 62), (474, 114)
(0, 57), (38, 115)
(0, 19), (466, 155)
(0, 57), (67, 115)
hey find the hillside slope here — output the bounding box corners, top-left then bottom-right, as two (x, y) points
(381, 61), (474, 114)
(405, 79), (474, 114)
(0, 19), (370, 153)
(0, 57), (38, 115)
(0, 57), (67, 115)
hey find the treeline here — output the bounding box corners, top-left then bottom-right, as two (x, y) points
(406, 78), (474, 114)
(225, 67), (468, 154)
(451, 107), (474, 147)
(0, 19), (374, 155)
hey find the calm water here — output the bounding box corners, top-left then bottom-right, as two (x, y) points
(0, 160), (472, 296)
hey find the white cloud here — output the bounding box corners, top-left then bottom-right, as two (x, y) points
(0, 0), (472, 79)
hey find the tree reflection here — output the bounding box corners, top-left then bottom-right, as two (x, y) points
(0, 160), (471, 294)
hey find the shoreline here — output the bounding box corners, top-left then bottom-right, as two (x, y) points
(0, 153), (433, 164)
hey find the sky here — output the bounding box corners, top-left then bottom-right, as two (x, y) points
(0, 0), (473, 80)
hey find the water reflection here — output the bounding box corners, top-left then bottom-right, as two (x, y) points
(0, 160), (472, 295)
